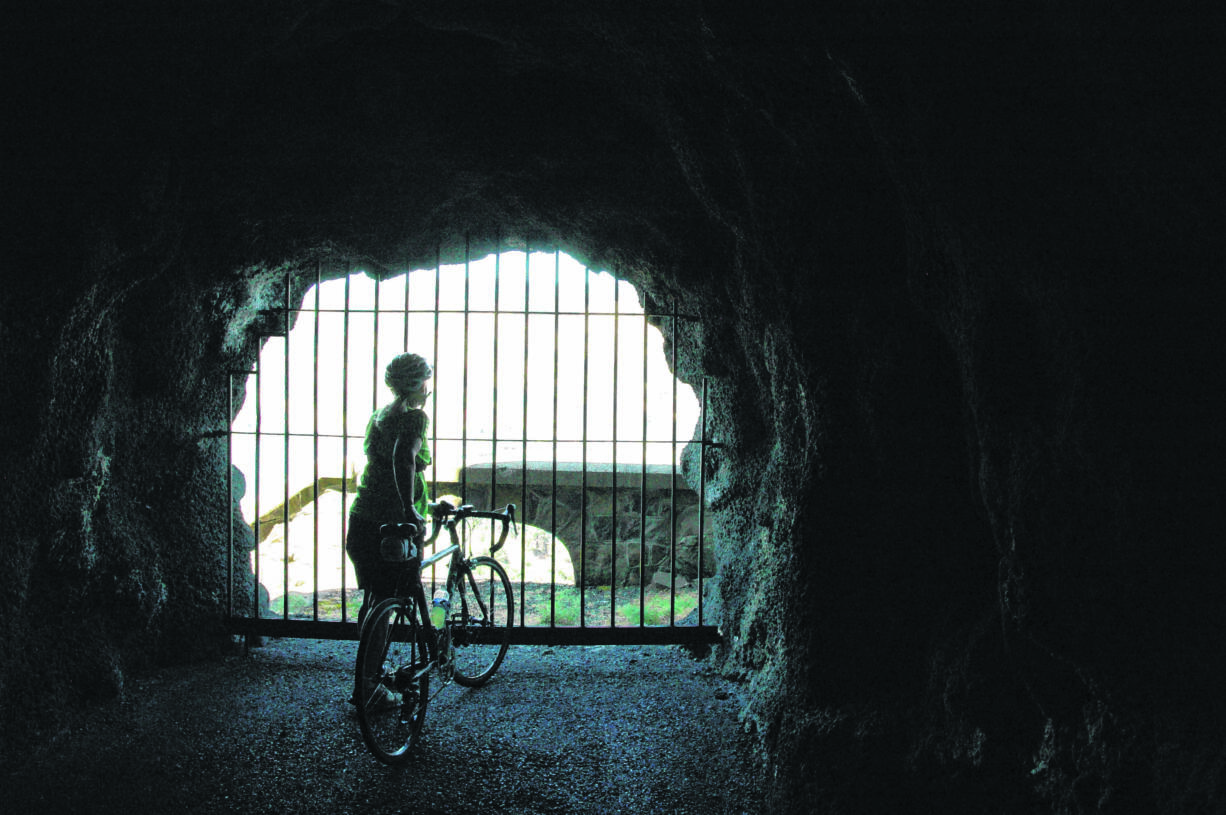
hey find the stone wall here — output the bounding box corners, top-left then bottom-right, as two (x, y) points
(450, 461), (715, 587)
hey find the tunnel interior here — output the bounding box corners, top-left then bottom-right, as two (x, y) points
(3, 3), (1225, 812)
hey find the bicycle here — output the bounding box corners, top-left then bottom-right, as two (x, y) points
(354, 498), (517, 765)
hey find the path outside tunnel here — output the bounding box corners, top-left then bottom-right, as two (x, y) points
(4, 640), (763, 814)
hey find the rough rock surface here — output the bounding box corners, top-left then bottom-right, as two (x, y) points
(2, 3), (1224, 813)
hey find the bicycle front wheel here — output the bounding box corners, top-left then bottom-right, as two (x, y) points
(355, 598), (430, 764)
(449, 556), (513, 687)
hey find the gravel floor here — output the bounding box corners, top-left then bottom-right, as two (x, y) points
(4, 639), (765, 814)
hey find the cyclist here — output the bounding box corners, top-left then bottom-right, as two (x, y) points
(347, 352), (433, 709)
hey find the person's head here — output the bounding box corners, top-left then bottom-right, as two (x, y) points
(385, 353), (432, 408)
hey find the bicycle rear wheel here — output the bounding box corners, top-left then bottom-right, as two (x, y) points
(449, 556), (513, 687)
(355, 598), (430, 764)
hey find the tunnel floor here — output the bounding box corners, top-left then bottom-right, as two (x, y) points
(4, 639), (762, 814)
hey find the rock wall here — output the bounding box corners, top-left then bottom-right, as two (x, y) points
(3, 3), (1224, 812)
(454, 464), (715, 587)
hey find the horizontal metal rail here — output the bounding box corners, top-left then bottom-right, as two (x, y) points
(226, 617), (719, 646)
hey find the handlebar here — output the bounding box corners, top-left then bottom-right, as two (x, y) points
(426, 500), (517, 555)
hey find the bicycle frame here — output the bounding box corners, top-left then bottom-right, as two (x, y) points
(388, 500), (516, 669)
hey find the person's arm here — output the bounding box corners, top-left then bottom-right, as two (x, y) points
(391, 434), (424, 523)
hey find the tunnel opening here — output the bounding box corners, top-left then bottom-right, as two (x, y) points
(228, 246), (717, 644)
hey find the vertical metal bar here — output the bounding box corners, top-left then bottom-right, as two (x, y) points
(669, 300), (679, 624)
(550, 249), (560, 626)
(373, 265), (382, 418)
(579, 264), (590, 626)
(456, 234), (471, 595)
(282, 270), (291, 621)
(461, 235), (471, 504)
(520, 245), (530, 627)
(371, 264), (382, 596)
(698, 376), (709, 627)
(371, 261), (382, 615)
(491, 238), (500, 535)
(430, 245), (441, 497)
(640, 309), (649, 626)
(610, 275), (619, 627)
(340, 264), (352, 623)
(402, 256), (415, 607)
(488, 237), (502, 607)
(252, 323), (261, 622)
(312, 261), (321, 620)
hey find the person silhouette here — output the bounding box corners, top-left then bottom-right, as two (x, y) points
(346, 352), (433, 708)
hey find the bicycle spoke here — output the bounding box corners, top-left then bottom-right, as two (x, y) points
(450, 557), (513, 686)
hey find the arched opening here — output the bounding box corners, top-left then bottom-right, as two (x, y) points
(229, 248), (714, 640)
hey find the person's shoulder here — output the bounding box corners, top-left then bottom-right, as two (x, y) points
(370, 404), (397, 429)
(388, 406), (427, 434)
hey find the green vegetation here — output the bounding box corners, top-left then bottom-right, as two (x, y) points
(542, 586), (582, 626)
(267, 584), (701, 627)
(516, 584), (699, 627)
(267, 591), (363, 620)
(617, 592), (697, 626)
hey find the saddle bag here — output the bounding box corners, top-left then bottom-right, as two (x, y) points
(378, 522), (421, 562)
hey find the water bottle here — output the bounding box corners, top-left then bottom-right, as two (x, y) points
(430, 588), (450, 628)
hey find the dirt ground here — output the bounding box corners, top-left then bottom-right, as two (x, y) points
(3, 638), (765, 814)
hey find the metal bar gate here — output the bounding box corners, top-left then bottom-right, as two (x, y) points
(226, 243), (717, 646)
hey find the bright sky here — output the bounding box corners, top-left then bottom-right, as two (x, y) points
(232, 251), (700, 519)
